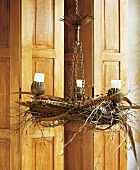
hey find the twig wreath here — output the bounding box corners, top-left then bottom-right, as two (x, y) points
(15, 89), (140, 169)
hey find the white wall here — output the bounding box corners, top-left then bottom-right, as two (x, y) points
(128, 0), (140, 169)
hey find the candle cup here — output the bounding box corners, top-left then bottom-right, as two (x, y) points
(107, 88), (122, 103)
(77, 87), (83, 100)
(31, 81), (45, 95)
(109, 80), (122, 104)
(76, 79), (85, 100)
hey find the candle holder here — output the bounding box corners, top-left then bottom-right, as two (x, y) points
(77, 87), (82, 99)
(31, 81), (45, 96)
(76, 79), (85, 100)
(107, 88), (122, 105)
(31, 73), (45, 96)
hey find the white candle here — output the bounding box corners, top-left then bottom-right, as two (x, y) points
(111, 80), (121, 89)
(76, 79), (84, 88)
(34, 73), (45, 82)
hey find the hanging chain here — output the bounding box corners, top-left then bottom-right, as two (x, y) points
(79, 42), (85, 100)
(69, 42), (78, 101)
(69, 44), (75, 99)
(75, 0), (78, 15)
(69, 41), (86, 101)
(74, 43), (78, 100)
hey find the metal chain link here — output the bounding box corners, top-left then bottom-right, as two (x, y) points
(69, 42), (78, 100)
(75, 0), (78, 15)
(79, 42), (85, 99)
(73, 43), (78, 100)
(69, 43), (75, 100)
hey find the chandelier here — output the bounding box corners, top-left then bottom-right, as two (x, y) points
(16, 0), (140, 168)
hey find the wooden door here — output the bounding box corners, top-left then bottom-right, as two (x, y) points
(21, 0), (64, 169)
(0, 0), (20, 170)
(93, 0), (128, 169)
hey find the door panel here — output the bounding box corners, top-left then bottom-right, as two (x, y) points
(21, 125), (64, 170)
(0, 0), (10, 47)
(32, 137), (54, 169)
(64, 123), (94, 170)
(94, 129), (127, 170)
(0, 58), (10, 128)
(32, 0), (54, 48)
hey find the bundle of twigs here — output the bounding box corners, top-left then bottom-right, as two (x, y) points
(16, 92), (138, 126)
